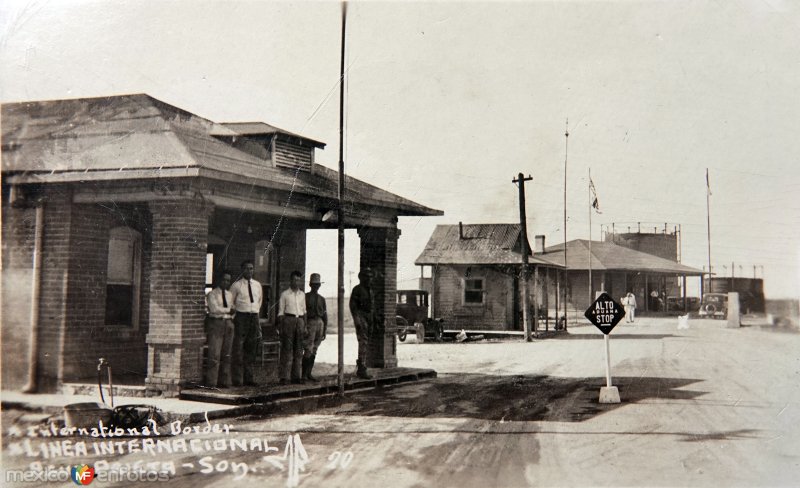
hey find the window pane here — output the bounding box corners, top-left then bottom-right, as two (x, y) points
(465, 291), (483, 303)
(464, 278), (484, 304)
(206, 253), (214, 286)
(465, 279), (483, 291)
(105, 284), (132, 325)
(107, 238), (133, 284)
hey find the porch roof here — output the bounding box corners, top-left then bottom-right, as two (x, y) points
(542, 239), (704, 276)
(1, 94), (441, 217)
(415, 223), (563, 267)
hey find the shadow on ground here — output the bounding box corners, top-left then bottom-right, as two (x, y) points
(262, 374), (706, 423)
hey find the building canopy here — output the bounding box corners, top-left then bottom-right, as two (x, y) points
(542, 239), (704, 276)
(1, 94), (441, 218)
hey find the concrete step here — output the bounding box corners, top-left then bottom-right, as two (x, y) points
(180, 367), (437, 405)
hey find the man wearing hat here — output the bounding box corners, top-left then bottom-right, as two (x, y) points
(303, 273), (327, 382)
(349, 268), (374, 379)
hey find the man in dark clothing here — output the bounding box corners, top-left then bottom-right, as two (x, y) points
(303, 273), (327, 382)
(349, 268), (374, 379)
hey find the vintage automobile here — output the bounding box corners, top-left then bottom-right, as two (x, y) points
(395, 289), (445, 342)
(698, 293), (728, 319)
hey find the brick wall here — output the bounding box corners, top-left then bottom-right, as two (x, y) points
(275, 229), (306, 293)
(60, 203), (150, 383)
(145, 200), (211, 396)
(35, 188), (73, 391)
(60, 204), (110, 381)
(358, 226), (399, 368)
(433, 264), (514, 331)
(1, 201), (36, 390)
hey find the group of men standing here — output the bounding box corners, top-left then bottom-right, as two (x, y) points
(203, 261), (376, 388)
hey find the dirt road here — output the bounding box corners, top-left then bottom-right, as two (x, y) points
(3, 318), (798, 487)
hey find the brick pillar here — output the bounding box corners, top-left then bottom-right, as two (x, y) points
(36, 189), (73, 391)
(145, 200), (212, 396)
(358, 226), (400, 369)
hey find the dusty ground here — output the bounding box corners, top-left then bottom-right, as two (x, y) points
(2, 317), (799, 487)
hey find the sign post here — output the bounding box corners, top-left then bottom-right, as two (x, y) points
(584, 292), (625, 403)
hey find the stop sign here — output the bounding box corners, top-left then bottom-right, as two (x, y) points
(584, 292), (626, 335)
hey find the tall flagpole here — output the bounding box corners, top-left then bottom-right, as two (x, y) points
(706, 168), (712, 284)
(588, 167), (593, 299)
(337, 1), (348, 397)
(563, 120), (569, 330)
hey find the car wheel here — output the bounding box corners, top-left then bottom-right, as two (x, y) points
(434, 322), (443, 342)
(395, 316), (408, 342)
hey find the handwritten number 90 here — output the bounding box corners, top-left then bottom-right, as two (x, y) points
(326, 451), (353, 470)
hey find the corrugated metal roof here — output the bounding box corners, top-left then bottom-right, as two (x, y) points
(542, 239), (704, 275)
(415, 224), (562, 267)
(1, 94), (441, 217)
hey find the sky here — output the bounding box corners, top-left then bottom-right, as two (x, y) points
(2, 0), (799, 298)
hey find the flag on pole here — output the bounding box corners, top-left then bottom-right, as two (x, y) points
(589, 177), (601, 214)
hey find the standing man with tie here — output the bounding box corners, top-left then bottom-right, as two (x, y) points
(204, 271), (234, 388)
(230, 260), (262, 387)
(303, 273), (327, 382)
(278, 270), (306, 385)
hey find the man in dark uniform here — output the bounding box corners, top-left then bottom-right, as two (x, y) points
(349, 268), (374, 379)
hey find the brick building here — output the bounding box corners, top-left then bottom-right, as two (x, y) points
(415, 223), (564, 331)
(1, 94), (441, 396)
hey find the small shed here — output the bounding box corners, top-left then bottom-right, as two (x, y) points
(415, 223), (564, 331)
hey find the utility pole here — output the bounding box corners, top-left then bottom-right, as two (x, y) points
(563, 120), (569, 331)
(706, 168), (712, 292)
(336, 1), (348, 397)
(513, 172), (534, 341)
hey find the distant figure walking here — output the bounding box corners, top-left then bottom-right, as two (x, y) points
(625, 291), (637, 323)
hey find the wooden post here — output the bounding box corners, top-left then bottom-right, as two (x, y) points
(513, 172), (534, 341)
(336, 1), (348, 397)
(533, 265), (539, 334)
(555, 270), (560, 328)
(682, 275), (687, 313)
(545, 267), (550, 331)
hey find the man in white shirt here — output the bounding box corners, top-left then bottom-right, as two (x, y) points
(230, 260), (263, 387)
(278, 270), (306, 385)
(204, 272), (234, 388)
(625, 291), (637, 323)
